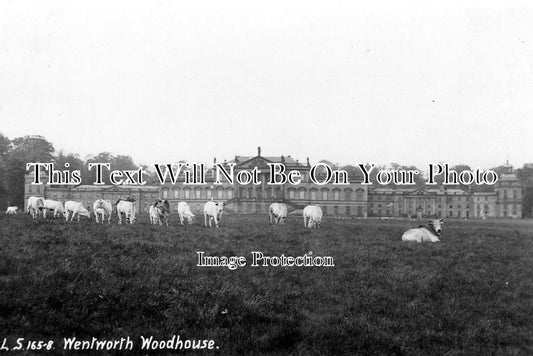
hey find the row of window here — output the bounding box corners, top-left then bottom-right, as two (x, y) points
(159, 187), (367, 201)
(499, 190), (520, 200)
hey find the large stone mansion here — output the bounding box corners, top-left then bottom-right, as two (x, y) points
(24, 148), (522, 219)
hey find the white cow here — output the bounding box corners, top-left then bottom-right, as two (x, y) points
(303, 205), (323, 228)
(27, 196), (45, 219)
(149, 199), (170, 226)
(116, 199), (136, 224)
(149, 204), (160, 225)
(64, 201), (91, 221)
(177, 202), (195, 225)
(93, 199), (112, 224)
(43, 199), (65, 218)
(269, 203), (288, 224)
(402, 219), (444, 243)
(5, 206), (18, 214)
(204, 201), (224, 228)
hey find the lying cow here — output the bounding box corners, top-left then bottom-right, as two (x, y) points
(177, 201), (195, 225)
(116, 199), (136, 224)
(5, 206), (18, 215)
(43, 199), (65, 218)
(204, 201), (224, 228)
(402, 218), (444, 243)
(93, 199), (112, 224)
(64, 201), (91, 221)
(303, 205), (322, 228)
(27, 196), (45, 219)
(269, 203), (287, 224)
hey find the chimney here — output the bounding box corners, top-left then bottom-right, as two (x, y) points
(257, 146), (261, 156)
(306, 157), (310, 167)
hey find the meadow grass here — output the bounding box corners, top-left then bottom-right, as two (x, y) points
(0, 214), (532, 355)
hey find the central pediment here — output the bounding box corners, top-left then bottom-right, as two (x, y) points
(101, 185), (131, 192)
(236, 156), (273, 169)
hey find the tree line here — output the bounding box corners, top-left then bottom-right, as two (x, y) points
(0, 133), (149, 209)
(1, 132), (532, 217)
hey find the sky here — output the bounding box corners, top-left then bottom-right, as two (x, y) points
(1, 1), (532, 170)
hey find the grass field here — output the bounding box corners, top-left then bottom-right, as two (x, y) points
(1, 213), (532, 355)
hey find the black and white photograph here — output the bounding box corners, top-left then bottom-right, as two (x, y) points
(1, 1), (532, 354)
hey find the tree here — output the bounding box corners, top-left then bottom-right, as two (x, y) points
(11, 135), (54, 163)
(0, 132), (12, 209)
(84, 152), (139, 185)
(84, 152), (115, 185)
(112, 155), (137, 171)
(5, 135), (55, 208)
(516, 164), (533, 218)
(0, 133), (11, 157)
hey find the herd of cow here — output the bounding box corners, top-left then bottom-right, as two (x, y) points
(7, 198), (323, 229)
(5, 197), (444, 242)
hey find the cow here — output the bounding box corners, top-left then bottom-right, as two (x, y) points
(27, 196), (45, 219)
(116, 199), (136, 224)
(177, 201), (195, 225)
(93, 199), (112, 224)
(269, 203), (288, 224)
(64, 201), (91, 221)
(43, 199), (65, 218)
(402, 218), (444, 243)
(149, 199), (170, 226)
(204, 201), (224, 228)
(303, 205), (322, 228)
(149, 204), (160, 225)
(5, 206), (18, 215)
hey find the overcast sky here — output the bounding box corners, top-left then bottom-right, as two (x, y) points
(1, 1), (532, 170)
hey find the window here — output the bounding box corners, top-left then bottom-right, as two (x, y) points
(195, 189), (201, 199)
(299, 189), (305, 200)
(355, 189), (364, 201)
(310, 190), (317, 200)
(344, 190), (352, 201)
(162, 190), (168, 199)
(206, 190), (212, 199)
(289, 190), (295, 199)
(174, 189), (179, 199)
(334, 190), (340, 201)
(322, 190), (328, 200)
(227, 189), (233, 199)
(346, 206), (350, 215)
(217, 189), (223, 199)
(184, 189), (190, 199)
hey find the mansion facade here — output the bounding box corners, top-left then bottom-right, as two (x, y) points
(24, 149), (522, 219)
